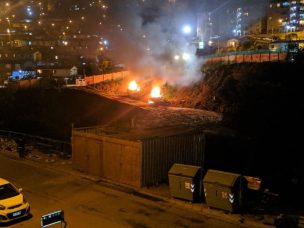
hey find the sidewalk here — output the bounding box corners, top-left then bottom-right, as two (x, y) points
(0, 139), (274, 228)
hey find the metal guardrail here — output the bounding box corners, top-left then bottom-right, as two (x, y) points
(0, 130), (71, 156)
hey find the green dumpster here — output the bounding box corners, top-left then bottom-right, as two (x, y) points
(168, 163), (202, 202)
(203, 169), (247, 212)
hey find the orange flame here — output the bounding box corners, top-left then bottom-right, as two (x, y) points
(128, 80), (140, 91)
(150, 86), (161, 98)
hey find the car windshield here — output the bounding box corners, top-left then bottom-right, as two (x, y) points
(0, 183), (19, 200)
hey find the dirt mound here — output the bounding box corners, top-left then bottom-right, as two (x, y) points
(0, 88), (145, 140)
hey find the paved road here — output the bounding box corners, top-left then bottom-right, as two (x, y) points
(0, 154), (244, 228)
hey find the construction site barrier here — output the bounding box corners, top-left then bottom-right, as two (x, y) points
(205, 50), (288, 64)
(84, 71), (130, 85)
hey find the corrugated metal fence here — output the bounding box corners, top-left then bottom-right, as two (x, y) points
(72, 127), (205, 188)
(141, 133), (205, 186)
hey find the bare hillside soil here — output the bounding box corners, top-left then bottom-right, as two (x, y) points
(0, 88), (146, 140)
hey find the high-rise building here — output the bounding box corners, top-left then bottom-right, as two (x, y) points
(197, 0), (267, 40)
(267, 0), (304, 33)
(289, 0), (304, 31)
(197, 12), (213, 41)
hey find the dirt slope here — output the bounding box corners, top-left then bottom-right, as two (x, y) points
(0, 88), (145, 140)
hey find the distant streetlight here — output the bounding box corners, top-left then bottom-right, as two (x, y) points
(174, 55), (180, 60)
(182, 25), (192, 34)
(6, 28), (11, 43)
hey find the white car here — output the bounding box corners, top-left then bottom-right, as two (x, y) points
(0, 178), (30, 223)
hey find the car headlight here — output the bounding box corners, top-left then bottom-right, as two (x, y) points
(0, 204), (5, 210)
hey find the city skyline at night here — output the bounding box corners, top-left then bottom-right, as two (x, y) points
(0, 0), (303, 80)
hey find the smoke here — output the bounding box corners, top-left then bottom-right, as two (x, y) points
(106, 0), (204, 86)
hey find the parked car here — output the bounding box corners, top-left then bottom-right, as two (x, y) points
(0, 178), (30, 223)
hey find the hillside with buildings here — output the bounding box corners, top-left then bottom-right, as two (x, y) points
(1, 0), (304, 84)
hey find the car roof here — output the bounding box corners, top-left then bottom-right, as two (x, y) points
(0, 178), (10, 185)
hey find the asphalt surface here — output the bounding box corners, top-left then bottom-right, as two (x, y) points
(0, 137), (274, 227)
(0, 150), (250, 228)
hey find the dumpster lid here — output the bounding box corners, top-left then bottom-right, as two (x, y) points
(168, 163), (201, 178)
(203, 169), (241, 187)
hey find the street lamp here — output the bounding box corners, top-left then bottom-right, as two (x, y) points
(6, 28), (11, 44)
(182, 25), (192, 35)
